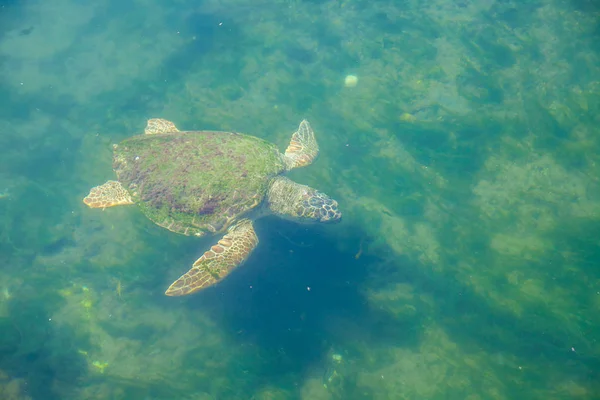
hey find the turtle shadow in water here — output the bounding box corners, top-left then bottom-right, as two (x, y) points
(176, 217), (426, 387)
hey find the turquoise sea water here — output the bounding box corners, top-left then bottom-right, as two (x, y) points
(1, 0), (600, 399)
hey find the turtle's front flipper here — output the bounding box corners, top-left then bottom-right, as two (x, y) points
(283, 120), (319, 170)
(165, 219), (259, 296)
(144, 118), (180, 134)
(83, 180), (134, 209)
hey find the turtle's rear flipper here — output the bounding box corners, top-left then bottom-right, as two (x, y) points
(83, 180), (134, 209)
(284, 120), (319, 170)
(165, 219), (259, 296)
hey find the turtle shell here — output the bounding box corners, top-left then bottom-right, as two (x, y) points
(113, 130), (285, 236)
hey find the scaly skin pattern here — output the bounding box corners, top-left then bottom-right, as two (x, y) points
(165, 218), (258, 296)
(266, 176), (342, 223)
(113, 131), (285, 236)
(83, 180), (134, 208)
(144, 118), (179, 134)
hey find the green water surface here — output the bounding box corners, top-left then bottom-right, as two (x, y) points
(1, 0), (599, 399)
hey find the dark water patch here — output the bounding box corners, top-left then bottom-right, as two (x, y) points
(0, 0), (21, 7)
(569, 0), (600, 12)
(391, 116), (501, 179)
(0, 182), (77, 260)
(284, 43), (317, 65)
(367, 239), (600, 396)
(406, 212), (600, 390)
(487, 2), (542, 30)
(171, 218), (424, 395)
(0, 0), (27, 37)
(0, 82), (79, 123)
(438, 279), (600, 382)
(549, 218), (600, 278)
(160, 11), (245, 82)
(1, 289), (89, 400)
(456, 64), (505, 104)
(41, 236), (74, 256)
(100, 321), (158, 342)
(524, 100), (570, 148)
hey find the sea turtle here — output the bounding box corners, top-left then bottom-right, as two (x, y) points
(83, 118), (341, 296)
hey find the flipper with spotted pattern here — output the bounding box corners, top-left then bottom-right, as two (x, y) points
(83, 180), (134, 209)
(165, 219), (259, 296)
(144, 118), (180, 134)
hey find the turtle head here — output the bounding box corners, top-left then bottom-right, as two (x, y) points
(267, 177), (342, 224)
(297, 189), (342, 223)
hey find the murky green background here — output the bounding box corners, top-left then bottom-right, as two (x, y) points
(1, 0), (599, 399)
